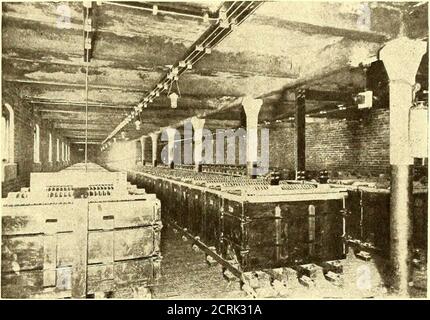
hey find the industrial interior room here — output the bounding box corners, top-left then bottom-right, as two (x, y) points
(0, 1), (428, 300)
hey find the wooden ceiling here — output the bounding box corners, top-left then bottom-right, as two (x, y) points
(2, 1), (428, 144)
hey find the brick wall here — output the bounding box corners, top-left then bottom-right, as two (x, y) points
(267, 107), (390, 176)
(2, 85), (71, 197)
(97, 108), (390, 177)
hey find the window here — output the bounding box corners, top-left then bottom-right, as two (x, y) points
(61, 141), (65, 161)
(48, 133), (53, 163)
(1, 112), (10, 162)
(56, 138), (60, 161)
(2, 104), (14, 163)
(33, 123), (40, 163)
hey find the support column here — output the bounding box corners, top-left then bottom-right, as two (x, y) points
(295, 89), (306, 178)
(140, 136), (147, 165)
(242, 96), (263, 178)
(191, 117), (206, 172)
(165, 127), (177, 169)
(379, 37), (426, 296)
(149, 132), (159, 167)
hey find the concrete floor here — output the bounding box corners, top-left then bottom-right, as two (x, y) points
(152, 225), (427, 299)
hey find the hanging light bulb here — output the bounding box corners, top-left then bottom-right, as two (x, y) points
(135, 120), (141, 130)
(169, 92), (179, 109)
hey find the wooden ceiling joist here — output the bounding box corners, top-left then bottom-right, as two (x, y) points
(70, 141), (102, 145)
(5, 78), (143, 93)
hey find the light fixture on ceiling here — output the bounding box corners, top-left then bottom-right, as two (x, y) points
(152, 4), (158, 15)
(167, 71), (181, 109)
(169, 92), (179, 109)
(135, 120), (141, 130)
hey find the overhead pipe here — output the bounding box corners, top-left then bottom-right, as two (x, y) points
(102, 1), (263, 144)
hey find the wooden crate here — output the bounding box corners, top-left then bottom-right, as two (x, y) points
(170, 183), (187, 228)
(2, 167), (163, 299)
(202, 191), (222, 250)
(346, 188), (428, 257)
(413, 192), (428, 250)
(221, 198), (344, 271)
(186, 187), (205, 237)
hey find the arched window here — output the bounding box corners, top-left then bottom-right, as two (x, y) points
(48, 132), (53, 163)
(33, 123), (40, 163)
(56, 138), (60, 162)
(2, 104), (14, 163)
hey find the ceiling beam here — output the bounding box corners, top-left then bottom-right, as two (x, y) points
(29, 99), (135, 110)
(71, 141), (102, 145)
(251, 15), (389, 44)
(61, 129), (111, 136)
(54, 123), (116, 130)
(4, 78), (143, 93)
(31, 97), (217, 113)
(3, 55), (299, 80)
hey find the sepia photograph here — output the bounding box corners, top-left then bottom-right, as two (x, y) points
(0, 0), (428, 303)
